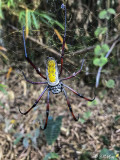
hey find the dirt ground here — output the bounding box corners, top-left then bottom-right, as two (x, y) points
(0, 58), (120, 160)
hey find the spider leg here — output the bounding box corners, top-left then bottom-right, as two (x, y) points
(60, 59), (84, 81)
(22, 26), (46, 80)
(63, 88), (79, 121)
(18, 86), (48, 115)
(21, 71), (48, 85)
(63, 84), (95, 101)
(59, 4), (66, 76)
(40, 90), (50, 130)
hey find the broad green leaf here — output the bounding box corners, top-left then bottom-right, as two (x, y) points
(101, 44), (109, 54)
(114, 115), (120, 122)
(107, 8), (116, 15)
(0, 84), (7, 88)
(43, 152), (59, 160)
(98, 148), (117, 160)
(95, 27), (107, 37)
(93, 57), (108, 67)
(88, 100), (98, 106)
(23, 137), (29, 148)
(106, 79), (115, 88)
(99, 10), (107, 19)
(44, 116), (63, 145)
(94, 45), (102, 56)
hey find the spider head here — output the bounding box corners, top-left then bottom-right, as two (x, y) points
(46, 57), (59, 86)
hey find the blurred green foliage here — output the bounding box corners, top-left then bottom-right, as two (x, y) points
(44, 116), (63, 145)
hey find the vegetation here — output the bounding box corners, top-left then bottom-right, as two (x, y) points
(0, 0), (120, 159)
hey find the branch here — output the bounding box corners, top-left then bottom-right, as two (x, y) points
(65, 35), (119, 57)
(7, 24), (75, 65)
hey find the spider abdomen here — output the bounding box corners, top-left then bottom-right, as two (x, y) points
(49, 82), (63, 94)
(46, 57), (59, 86)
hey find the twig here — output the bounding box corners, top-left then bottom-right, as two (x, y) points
(96, 37), (120, 88)
(65, 35), (119, 57)
(7, 24), (75, 65)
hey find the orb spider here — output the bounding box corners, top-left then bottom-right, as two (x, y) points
(19, 4), (95, 130)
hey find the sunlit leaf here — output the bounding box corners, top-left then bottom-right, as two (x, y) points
(107, 8), (116, 15)
(99, 10), (107, 19)
(54, 29), (68, 50)
(106, 79), (115, 88)
(0, 0), (4, 19)
(93, 57), (108, 67)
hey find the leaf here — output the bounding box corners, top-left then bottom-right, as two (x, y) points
(79, 118), (85, 124)
(88, 100), (98, 106)
(83, 111), (92, 119)
(106, 79), (115, 88)
(114, 115), (120, 122)
(23, 137), (29, 148)
(54, 29), (68, 50)
(31, 12), (39, 29)
(94, 45), (102, 56)
(100, 135), (110, 146)
(99, 10), (107, 19)
(43, 152), (59, 160)
(0, 0), (4, 19)
(107, 8), (116, 15)
(101, 44), (109, 54)
(0, 84), (7, 95)
(14, 134), (23, 145)
(98, 148), (117, 160)
(44, 116), (63, 145)
(95, 27), (107, 37)
(93, 57), (108, 67)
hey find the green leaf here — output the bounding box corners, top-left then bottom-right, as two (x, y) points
(100, 135), (110, 146)
(14, 134), (23, 145)
(0, 84), (7, 95)
(83, 111), (92, 119)
(88, 100), (98, 106)
(43, 152), (59, 160)
(106, 79), (115, 88)
(23, 137), (29, 148)
(95, 27), (107, 37)
(114, 115), (120, 122)
(101, 44), (109, 54)
(94, 45), (102, 56)
(79, 118), (85, 124)
(107, 8), (116, 15)
(99, 10), (107, 19)
(0, 0), (4, 19)
(19, 11), (25, 26)
(31, 12), (39, 29)
(98, 148), (117, 160)
(93, 57), (108, 67)
(44, 116), (63, 145)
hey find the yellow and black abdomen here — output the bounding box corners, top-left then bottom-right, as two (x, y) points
(46, 57), (59, 86)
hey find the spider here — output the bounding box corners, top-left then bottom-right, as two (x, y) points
(19, 4), (95, 130)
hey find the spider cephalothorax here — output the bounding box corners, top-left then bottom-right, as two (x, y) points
(19, 4), (95, 130)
